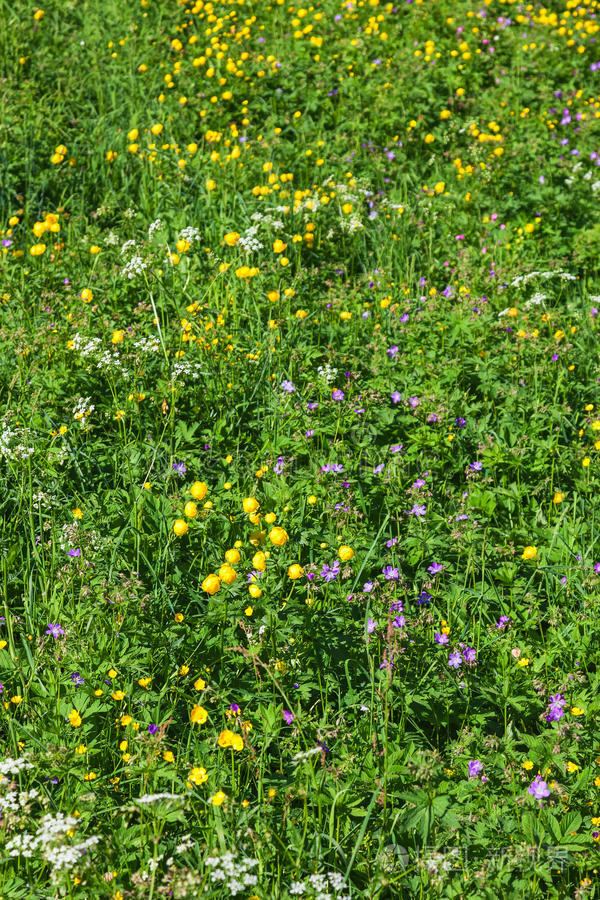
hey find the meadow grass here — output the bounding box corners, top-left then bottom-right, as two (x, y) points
(2, 0), (600, 896)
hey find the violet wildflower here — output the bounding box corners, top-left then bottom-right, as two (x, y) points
(45, 623), (65, 638)
(366, 618), (378, 634)
(373, 464), (384, 474)
(545, 693), (567, 723)
(470, 461), (483, 471)
(382, 565), (399, 581)
(393, 614), (405, 628)
(434, 632), (449, 645)
(172, 462), (187, 476)
(282, 710), (294, 724)
(408, 504), (426, 517)
(67, 548), (82, 558)
(148, 724), (159, 735)
(391, 391), (402, 403)
(387, 346), (399, 359)
(281, 380), (296, 393)
(455, 417), (466, 428)
(321, 560), (341, 582)
(448, 652), (462, 669)
(496, 615), (510, 630)
(528, 776), (550, 800)
(332, 389), (344, 401)
(409, 397), (420, 408)
(428, 562), (443, 575)
(390, 444), (403, 454)
(462, 646), (477, 664)
(70, 672), (85, 685)
(363, 581), (374, 592)
(417, 591), (431, 605)
(468, 759), (483, 778)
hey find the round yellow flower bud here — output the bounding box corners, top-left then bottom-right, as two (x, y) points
(225, 548), (241, 565)
(252, 551), (266, 571)
(288, 564), (304, 580)
(184, 501), (198, 518)
(190, 481), (208, 500)
(521, 546), (537, 561)
(202, 574), (221, 594)
(248, 583), (262, 599)
(243, 497), (259, 514)
(264, 512), (277, 524)
(338, 545), (354, 561)
(173, 519), (188, 536)
(269, 526), (289, 546)
(218, 564), (237, 584)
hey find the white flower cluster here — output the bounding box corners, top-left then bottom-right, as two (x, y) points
(204, 851), (259, 897)
(6, 811), (101, 872)
(317, 363), (338, 384)
(525, 292), (547, 307)
(148, 218), (163, 238)
(179, 226), (201, 242)
(172, 361), (206, 381)
(122, 255), (147, 279)
(289, 871), (350, 899)
(121, 238), (137, 255)
(1, 788), (40, 812)
(0, 426), (35, 461)
(0, 757), (34, 777)
(134, 336), (161, 353)
(510, 270), (576, 287)
(134, 792), (183, 805)
(238, 224), (264, 252)
(73, 397), (95, 424)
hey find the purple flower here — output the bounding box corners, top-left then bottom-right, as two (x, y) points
(281, 380), (296, 393)
(470, 461), (483, 471)
(448, 652), (462, 669)
(417, 590), (431, 605)
(320, 561), (341, 582)
(496, 615), (510, 630)
(594, 563), (600, 575)
(148, 724), (159, 735)
(390, 600), (403, 612)
(455, 417), (466, 428)
(468, 759), (483, 778)
(321, 463), (344, 474)
(282, 709), (294, 725)
(387, 346), (399, 359)
(172, 462), (187, 476)
(393, 615), (405, 628)
(409, 397), (420, 408)
(332, 389), (344, 401)
(427, 413), (438, 423)
(2, 239), (12, 248)
(382, 565), (399, 581)
(545, 693), (567, 723)
(408, 504), (426, 517)
(412, 479), (426, 489)
(390, 444), (403, 454)
(230, 703), (240, 713)
(428, 562), (443, 575)
(528, 776), (550, 800)
(434, 632), (449, 645)
(45, 623), (64, 638)
(386, 538), (398, 548)
(273, 457), (286, 474)
(391, 391), (402, 403)
(462, 646), (476, 664)
(373, 464), (384, 474)
(305, 430), (315, 438)
(366, 618), (378, 634)
(399, 313), (409, 323)
(70, 672), (85, 685)
(363, 581), (374, 592)
(307, 401), (319, 409)
(67, 548), (81, 558)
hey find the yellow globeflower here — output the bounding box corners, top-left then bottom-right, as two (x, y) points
(211, 790), (227, 806)
(30, 243), (46, 256)
(231, 734), (244, 751)
(190, 705), (208, 724)
(248, 584), (262, 599)
(173, 519), (188, 537)
(81, 288), (93, 303)
(218, 729), (234, 747)
(521, 546), (537, 560)
(269, 526), (288, 546)
(69, 709), (82, 727)
(252, 551), (266, 571)
(184, 501), (198, 518)
(288, 564), (304, 579)
(243, 496), (259, 514)
(223, 231), (240, 246)
(225, 548), (240, 565)
(190, 481), (208, 500)
(553, 492), (565, 504)
(338, 545), (354, 561)
(202, 574), (221, 595)
(218, 564), (237, 584)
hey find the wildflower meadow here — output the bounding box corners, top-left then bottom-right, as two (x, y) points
(3, 0), (600, 896)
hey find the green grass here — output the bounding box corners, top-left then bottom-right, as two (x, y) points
(2, 0), (600, 897)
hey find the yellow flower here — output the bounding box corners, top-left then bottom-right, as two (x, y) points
(202, 574), (221, 595)
(218, 564), (237, 584)
(245, 606), (254, 616)
(521, 546), (537, 560)
(75, 744), (87, 754)
(517, 658), (530, 667)
(224, 231), (241, 246)
(0, 641), (7, 650)
(108, 669), (118, 679)
(218, 729), (234, 747)
(163, 751), (175, 763)
(173, 519), (188, 537)
(69, 709), (82, 727)
(252, 551), (266, 571)
(188, 766), (208, 785)
(523, 760), (534, 770)
(571, 706), (585, 716)
(184, 501), (198, 519)
(112, 690), (125, 701)
(190, 481), (208, 500)
(174, 613), (184, 623)
(287, 564), (304, 579)
(190, 705), (208, 724)
(72, 507), (83, 519)
(180, 665), (189, 675)
(248, 584), (262, 599)
(583, 457), (591, 468)
(243, 496), (259, 514)
(211, 790), (227, 806)
(225, 548), (240, 565)
(150, 123), (163, 135)
(269, 526), (289, 546)
(338, 545), (354, 561)
(111, 330), (125, 344)
(553, 492), (565, 504)
(566, 761), (580, 773)
(89, 245), (100, 255)
(231, 734), (244, 751)
(273, 239), (287, 253)
(194, 677), (206, 691)
(83, 772), (97, 781)
(30, 243), (46, 256)
(121, 714), (133, 724)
